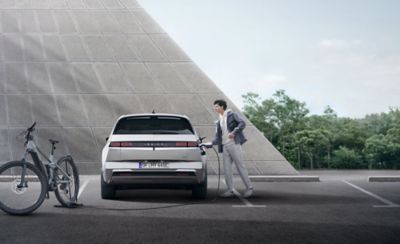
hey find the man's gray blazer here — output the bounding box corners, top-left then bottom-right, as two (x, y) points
(212, 111), (247, 153)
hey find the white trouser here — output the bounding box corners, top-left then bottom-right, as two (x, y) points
(222, 142), (252, 190)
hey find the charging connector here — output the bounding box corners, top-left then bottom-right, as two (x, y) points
(199, 142), (213, 149)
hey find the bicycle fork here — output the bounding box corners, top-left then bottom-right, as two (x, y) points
(17, 152), (30, 189)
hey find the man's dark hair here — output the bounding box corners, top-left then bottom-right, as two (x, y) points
(213, 99), (227, 110)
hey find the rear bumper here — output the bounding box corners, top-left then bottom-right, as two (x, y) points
(102, 161), (206, 188)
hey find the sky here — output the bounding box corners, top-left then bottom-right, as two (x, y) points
(138, 0), (400, 118)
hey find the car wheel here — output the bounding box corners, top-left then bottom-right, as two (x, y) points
(101, 174), (116, 199)
(192, 174), (207, 200)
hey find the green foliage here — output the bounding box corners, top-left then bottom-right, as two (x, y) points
(242, 90), (400, 169)
(364, 126), (400, 169)
(360, 108), (400, 135)
(331, 146), (364, 169)
(242, 90), (309, 146)
(294, 129), (331, 169)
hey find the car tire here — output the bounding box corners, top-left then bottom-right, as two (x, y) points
(192, 174), (207, 200)
(101, 174), (116, 199)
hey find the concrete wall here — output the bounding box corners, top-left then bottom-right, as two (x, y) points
(0, 0), (297, 175)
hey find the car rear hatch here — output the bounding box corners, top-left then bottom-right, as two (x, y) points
(105, 115), (202, 163)
(107, 134), (202, 162)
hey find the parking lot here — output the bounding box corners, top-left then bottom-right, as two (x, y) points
(1, 170), (400, 244)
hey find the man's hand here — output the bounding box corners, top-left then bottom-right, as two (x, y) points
(228, 133), (235, 139)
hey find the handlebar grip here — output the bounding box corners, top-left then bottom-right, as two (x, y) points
(28, 122), (36, 132)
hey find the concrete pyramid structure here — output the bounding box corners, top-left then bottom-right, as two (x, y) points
(0, 0), (297, 175)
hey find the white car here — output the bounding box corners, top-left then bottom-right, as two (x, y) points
(101, 113), (207, 199)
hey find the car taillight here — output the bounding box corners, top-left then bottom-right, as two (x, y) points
(175, 142), (187, 147)
(109, 141), (136, 147)
(109, 142), (121, 147)
(175, 142), (198, 147)
(110, 141), (199, 147)
(120, 142), (134, 147)
(187, 142), (198, 147)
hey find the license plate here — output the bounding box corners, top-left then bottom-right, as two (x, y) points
(139, 161), (169, 168)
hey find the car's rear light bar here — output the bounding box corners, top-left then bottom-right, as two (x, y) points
(109, 141), (199, 148)
(110, 142), (136, 147)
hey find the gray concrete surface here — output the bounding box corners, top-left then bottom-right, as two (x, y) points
(0, 0), (297, 175)
(250, 175), (320, 182)
(370, 176), (400, 182)
(1, 170), (400, 243)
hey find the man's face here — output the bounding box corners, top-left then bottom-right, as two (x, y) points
(213, 104), (224, 114)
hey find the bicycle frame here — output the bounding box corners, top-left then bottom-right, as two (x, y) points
(20, 138), (74, 190)
(0, 122), (80, 215)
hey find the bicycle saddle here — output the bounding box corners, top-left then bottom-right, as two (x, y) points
(49, 139), (59, 145)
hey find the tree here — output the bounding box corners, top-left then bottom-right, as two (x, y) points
(363, 125), (400, 169)
(304, 110), (337, 167)
(242, 90), (309, 165)
(331, 146), (364, 169)
(294, 129), (331, 169)
(333, 118), (368, 152)
(242, 90), (399, 169)
(360, 108), (400, 135)
(242, 92), (279, 143)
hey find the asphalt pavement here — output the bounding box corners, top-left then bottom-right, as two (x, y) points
(1, 170), (400, 244)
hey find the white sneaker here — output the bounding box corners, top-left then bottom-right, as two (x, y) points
(243, 187), (254, 198)
(220, 189), (235, 197)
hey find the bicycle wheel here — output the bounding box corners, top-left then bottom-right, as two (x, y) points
(54, 156), (79, 208)
(0, 161), (47, 215)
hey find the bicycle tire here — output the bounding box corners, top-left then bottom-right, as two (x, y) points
(54, 156), (80, 208)
(0, 161), (47, 215)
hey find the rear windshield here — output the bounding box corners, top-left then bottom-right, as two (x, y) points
(113, 116), (195, 135)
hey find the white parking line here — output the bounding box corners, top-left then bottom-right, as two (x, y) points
(221, 181), (266, 208)
(342, 180), (399, 208)
(77, 179), (91, 200)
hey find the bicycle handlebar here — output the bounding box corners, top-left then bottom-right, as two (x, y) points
(24, 122), (37, 143)
(28, 122), (36, 132)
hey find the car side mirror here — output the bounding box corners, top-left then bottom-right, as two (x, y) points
(105, 137), (109, 141)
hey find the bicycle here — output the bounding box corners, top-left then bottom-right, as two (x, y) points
(0, 122), (80, 215)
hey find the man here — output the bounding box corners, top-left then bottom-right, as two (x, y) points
(210, 99), (254, 198)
